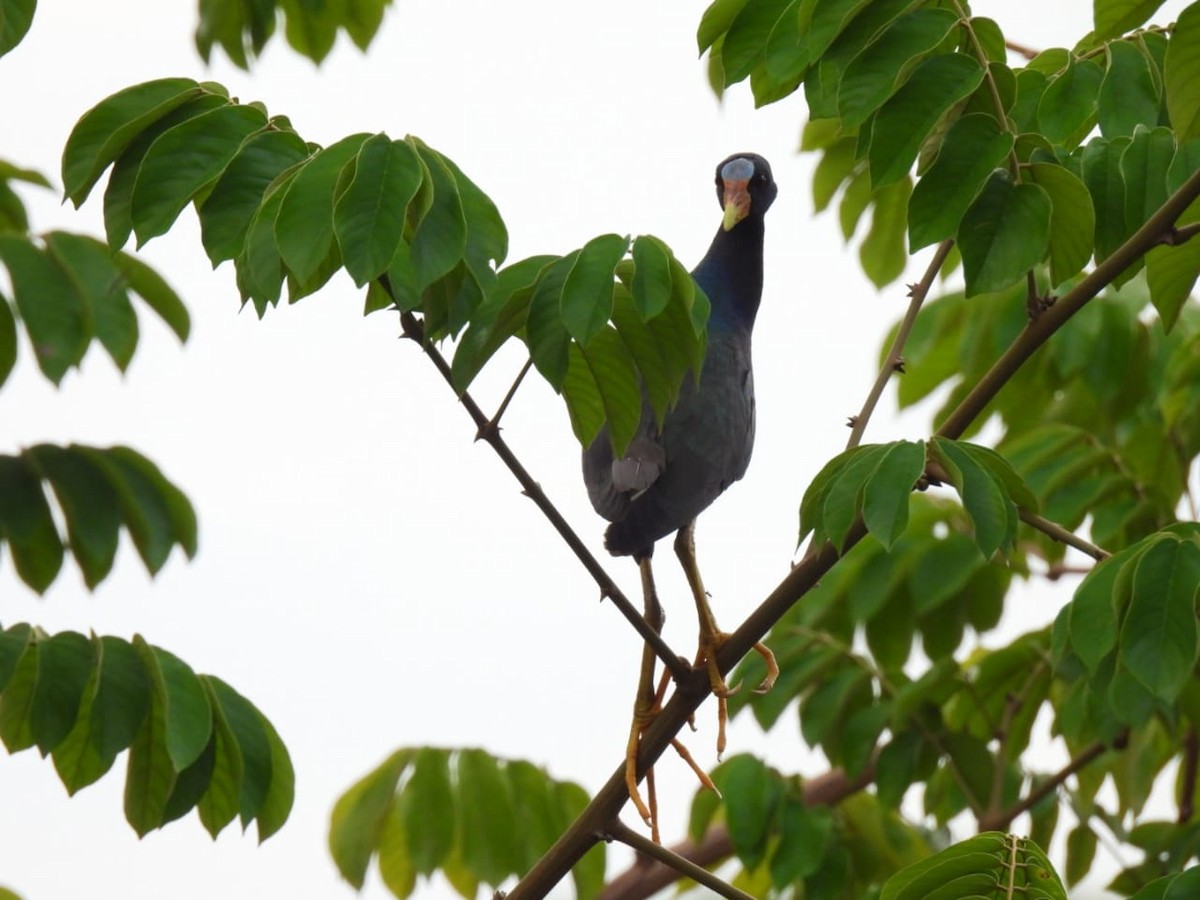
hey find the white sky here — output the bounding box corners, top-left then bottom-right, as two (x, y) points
(0, 2), (1190, 898)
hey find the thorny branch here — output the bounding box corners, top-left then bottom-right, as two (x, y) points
(603, 820), (755, 900)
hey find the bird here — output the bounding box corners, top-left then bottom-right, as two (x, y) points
(582, 152), (779, 839)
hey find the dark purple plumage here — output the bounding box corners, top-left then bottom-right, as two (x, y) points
(582, 153), (777, 559)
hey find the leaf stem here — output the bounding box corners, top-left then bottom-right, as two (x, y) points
(603, 819), (755, 900)
(396, 308), (691, 684)
(952, 2), (1022, 180)
(846, 239), (953, 451)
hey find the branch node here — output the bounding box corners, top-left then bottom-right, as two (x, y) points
(893, 357), (906, 374)
(845, 415), (858, 429)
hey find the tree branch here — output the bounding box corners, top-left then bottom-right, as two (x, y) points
(598, 765), (875, 900)
(1180, 726), (1198, 824)
(603, 819), (755, 900)
(978, 731), (1126, 832)
(1018, 508), (1110, 561)
(936, 165), (1200, 441)
(396, 310), (691, 684)
(846, 240), (954, 450)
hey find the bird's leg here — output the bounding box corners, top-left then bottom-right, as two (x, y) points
(674, 520), (780, 757)
(624, 557), (664, 836)
(625, 558), (719, 842)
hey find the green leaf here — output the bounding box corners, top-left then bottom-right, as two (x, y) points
(882, 833), (1066, 900)
(908, 113), (1015, 252)
(123, 647), (175, 836)
(0, 0), (35, 58)
(238, 168), (295, 310)
(456, 748), (521, 888)
(408, 140), (468, 292)
(1122, 126), (1175, 230)
(868, 53), (985, 188)
(376, 804), (417, 899)
(1165, 2), (1200, 140)
(0, 235), (88, 384)
(196, 679), (245, 838)
(68, 636), (150, 786)
(526, 252), (577, 388)
(957, 172), (1052, 297)
(1120, 536), (1200, 704)
(0, 640), (38, 752)
(1099, 39), (1162, 138)
(837, 9), (959, 127)
(131, 104), (267, 246)
(198, 676), (271, 829)
(1146, 238), (1200, 332)
(139, 641), (212, 772)
(43, 232), (138, 371)
(560, 234), (629, 345)
(0, 291), (15, 388)
(333, 135), (422, 287)
(276, 133), (370, 283)
(1037, 58), (1104, 148)
(0, 623), (32, 693)
(31, 631), (94, 755)
(1068, 551), (1124, 673)
(330, 749), (411, 888)
(770, 801), (832, 886)
(1094, 1), (1169, 40)
(697, 0), (750, 54)
(805, 0), (876, 64)
(199, 129), (311, 265)
(26, 444), (118, 589)
(932, 438), (1014, 557)
(565, 327), (642, 453)
(720, 0), (791, 85)
(861, 440), (925, 549)
(822, 444), (890, 551)
(1066, 823), (1098, 887)
(401, 747), (455, 876)
(0, 454), (63, 592)
(280, 0), (339, 63)
(102, 94), (230, 250)
(1082, 135), (1133, 265)
(62, 78), (204, 206)
(860, 176), (910, 288)
(1027, 163), (1096, 285)
(115, 250), (190, 342)
(249, 705), (292, 841)
(712, 754), (780, 871)
(631, 234), (673, 319)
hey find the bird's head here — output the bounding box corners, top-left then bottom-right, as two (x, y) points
(716, 153), (777, 231)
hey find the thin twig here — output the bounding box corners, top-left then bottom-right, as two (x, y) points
(987, 660), (1049, 820)
(1180, 726), (1199, 824)
(1019, 508), (1110, 561)
(396, 309), (691, 684)
(979, 734), (1124, 832)
(845, 239), (954, 451)
(604, 819), (754, 900)
(485, 358), (533, 435)
(1160, 220), (1200, 246)
(1004, 38), (1039, 60)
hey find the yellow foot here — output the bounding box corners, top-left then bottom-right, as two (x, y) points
(625, 671), (720, 844)
(695, 634), (781, 757)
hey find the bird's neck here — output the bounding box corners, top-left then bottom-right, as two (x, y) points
(693, 217), (765, 333)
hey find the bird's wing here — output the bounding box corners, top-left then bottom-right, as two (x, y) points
(610, 435), (667, 497)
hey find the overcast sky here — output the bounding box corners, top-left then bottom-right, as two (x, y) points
(0, 2), (1190, 898)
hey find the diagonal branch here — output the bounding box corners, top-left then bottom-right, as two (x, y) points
(1019, 508), (1109, 561)
(395, 310), (691, 684)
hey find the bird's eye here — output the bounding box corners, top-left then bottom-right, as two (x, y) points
(758, 172), (768, 182)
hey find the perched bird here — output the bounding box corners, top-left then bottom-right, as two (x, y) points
(582, 153), (779, 838)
